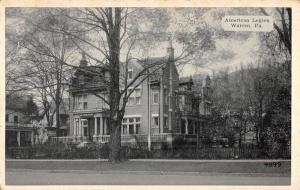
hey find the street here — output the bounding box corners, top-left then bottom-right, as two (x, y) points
(6, 169), (290, 185)
(5, 159), (291, 185)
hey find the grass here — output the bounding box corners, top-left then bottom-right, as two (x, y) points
(6, 160), (290, 176)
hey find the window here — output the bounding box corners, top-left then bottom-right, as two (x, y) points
(98, 93), (109, 109)
(128, 97), (135, 105)
(5, 114), (8, 122)
(121, 117), (141, 135)
(78, 75), (84, 84)
(135, 88), (141, 104)
(164, 116), (168, 128)
(122, 124), (128, 134)
(83, 127), (88, 136)
(136, 123), (140, 134)
(153, 116), (159, 128)
(83, 102), (88, 109)
(75, 119), (79, 135)
(153, 91), (159, 104)
(76, 95), (88, 110)
(129, 124), (134, 134)
(164, 89), (169, 105)
(127, 87), (142, 105)
(128, 68), (133, 80)
(14, 115), (18, 123)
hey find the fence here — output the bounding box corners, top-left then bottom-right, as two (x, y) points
(125, 146), (291, 159)
(6, 143), (291, 159)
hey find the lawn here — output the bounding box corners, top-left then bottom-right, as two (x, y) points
(6, 160), (290, 176)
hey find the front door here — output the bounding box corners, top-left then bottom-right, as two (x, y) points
(81, 119), (88, 137)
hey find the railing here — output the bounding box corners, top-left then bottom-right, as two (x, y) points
(50, 133), (198, 144)
(96, 135), (110, 143)
(51, 136), (74, 143)
(72, 107), (109, 113)
(6, 122), (33, 128)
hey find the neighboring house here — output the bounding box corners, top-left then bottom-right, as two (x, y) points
(41, 98), (70, 137)
(230, 110), (257, 146)
(54, 42), (212, 148)
(5, 95), (37, 147)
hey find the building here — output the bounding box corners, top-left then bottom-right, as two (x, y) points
(5, 95), (37, 147)
(53, 41), (212, 148)
(41, 98), (70, 137)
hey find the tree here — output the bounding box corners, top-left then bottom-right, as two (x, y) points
(261, 8), (291, 55)
(7, 8), (218, 162)
(6, 8), (75, 136)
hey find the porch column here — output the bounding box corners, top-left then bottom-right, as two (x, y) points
(78, 119), (82, 136)
(193, 121), (196, 135)
(103, 118), (107, 135)
(17, 131), (20, 147)
(134, 124), (136, 134)
(99, 117), (103, 135)
(73, 119), (77, 136)
(185, 117), (188, 134)
(94, 117), (98, 137)
(31, 131), (34, 145)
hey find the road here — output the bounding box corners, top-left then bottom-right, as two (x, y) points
(5, 159), (291, 185)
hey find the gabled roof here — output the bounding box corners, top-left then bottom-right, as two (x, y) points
(179, 76), (193, 85)
(6, 95), (30, 112)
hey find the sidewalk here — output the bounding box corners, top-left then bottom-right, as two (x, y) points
(6, 158), (292, 162)
(6, 168), (289, 177)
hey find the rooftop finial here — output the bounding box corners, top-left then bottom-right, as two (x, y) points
(81, 51), (86, 61)
(79, 51), (88, 67)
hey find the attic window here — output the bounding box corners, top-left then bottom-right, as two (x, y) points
(78, 75), (84, 84)
(128, 68), (133, 80)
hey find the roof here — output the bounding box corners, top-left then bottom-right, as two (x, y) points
(179, 76), (193, 85)
(50, 98), (69, 115)
(6, 95), (31, 112)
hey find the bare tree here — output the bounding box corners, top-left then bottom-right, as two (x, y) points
(7, 8), (216, 162)
(261, 8), (291, 55)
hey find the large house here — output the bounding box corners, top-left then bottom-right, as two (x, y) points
(53, 42), (212, 148)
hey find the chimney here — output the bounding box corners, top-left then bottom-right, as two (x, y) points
(167, 36), (174, 61)
(205, 75), (211, 87)
(79, 51), (88, 67)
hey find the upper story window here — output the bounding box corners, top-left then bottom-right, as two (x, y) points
(152, 91), (159, 105)
(164, 89), (169, 105)
(14, 115), (18, 123)
(127, 68), (133, 80)
(97, 93), (109, 109)
(76, 94), (88, 110)
(128, 87), (142, 105)
(78, 75), (84, 85)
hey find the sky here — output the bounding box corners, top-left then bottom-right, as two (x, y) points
(6, 7), (275, 78)
(126, 8), (265, 77)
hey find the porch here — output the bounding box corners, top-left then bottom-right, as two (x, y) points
(6, 123), (36, 147)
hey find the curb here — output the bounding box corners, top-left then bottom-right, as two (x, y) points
(5, 159), (291, 162)
(6, 168), (290, 177)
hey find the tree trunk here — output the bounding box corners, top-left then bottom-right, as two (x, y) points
(56, 99), (60, 137)
(106, 8), (122, 162)
(56, 67), (61, 137)
(109, 116), (122, 162)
